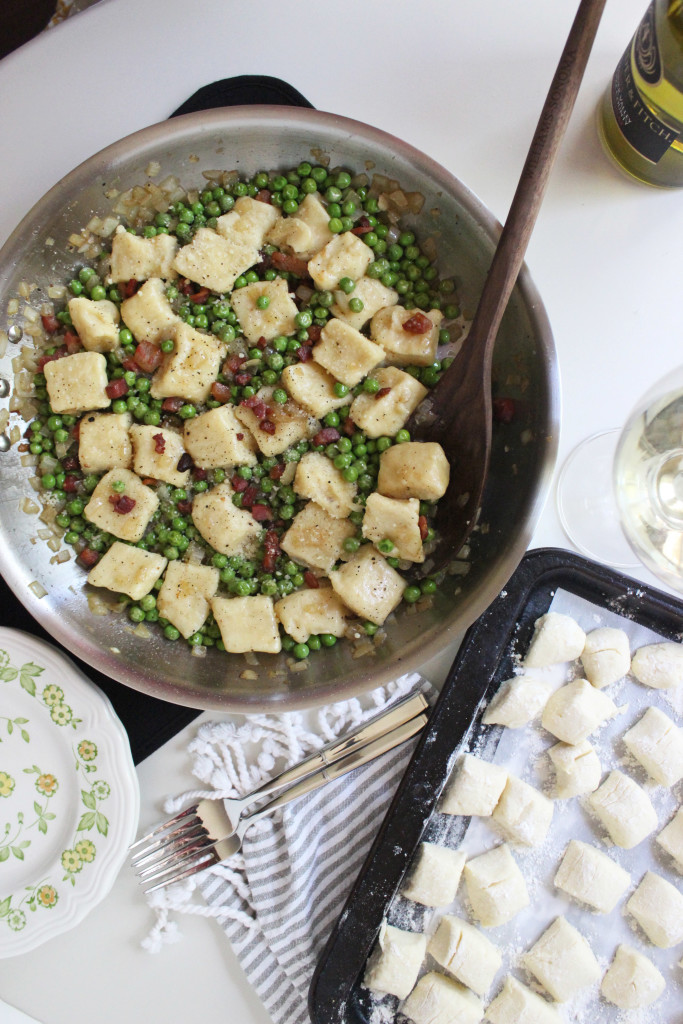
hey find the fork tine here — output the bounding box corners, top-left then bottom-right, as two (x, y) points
(141, 847), (219, 894)
(129, 802), (199, 853)
(130, 819), (208, 869)
(134, 833), (213, 881)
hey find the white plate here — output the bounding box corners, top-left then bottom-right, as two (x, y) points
(0, 627), (139, 957)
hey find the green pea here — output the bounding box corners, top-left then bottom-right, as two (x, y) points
(420, 578), (437, 595)
(272, 388), (288, 404)
(129, 606), (145, 623)
(41, 474), (56, 490)
(348, 297), (364, 313)
(295, 310), (313, 329)
(403, 585), (422, 604)
(395, 429), (411, 443)
(328, 217), (343, 234)
(343, 537), (361, 553)
(292, 642), (310, 660)
(178, 404), (196, 419)
(320, 633), (337, 647)
(363, 621), (379, 635)
(333, 382), (349, 398)
(140, 594), (157, 612)
(421, 367), (441, 387)
(219, 324), (237, 343)
(307, 635), (322, 651)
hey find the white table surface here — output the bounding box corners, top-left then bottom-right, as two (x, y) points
(0, 0), (682, 1020)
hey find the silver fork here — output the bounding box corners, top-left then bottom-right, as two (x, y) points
(130, 690), (428, 868)
(132, 702), (429, 892)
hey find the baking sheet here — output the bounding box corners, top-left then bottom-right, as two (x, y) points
(309, 547), (683, 1024)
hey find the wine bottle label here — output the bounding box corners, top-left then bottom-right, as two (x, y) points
(610, 2), (680, 163)
(633, 0), (662, 83)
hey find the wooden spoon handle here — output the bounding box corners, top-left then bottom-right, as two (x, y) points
(471, 0), (608, 379)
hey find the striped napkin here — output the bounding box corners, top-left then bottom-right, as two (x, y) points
(143, 672), (427, 1024)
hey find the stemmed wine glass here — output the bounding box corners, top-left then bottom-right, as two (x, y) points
(556, 365), (683, 593)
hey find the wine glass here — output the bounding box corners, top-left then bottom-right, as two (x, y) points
(556, 364), (683, 593)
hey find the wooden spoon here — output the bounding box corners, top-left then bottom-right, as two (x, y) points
(408, 0), (607, 567)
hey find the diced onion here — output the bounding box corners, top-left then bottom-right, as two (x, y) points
(29, 581), (47, 599)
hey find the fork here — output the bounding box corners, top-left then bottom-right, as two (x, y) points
(130, 689), (428, 867)
(132, 703), (429, 892)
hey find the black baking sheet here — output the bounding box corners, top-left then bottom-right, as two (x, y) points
(308, 545), (683, 1024)
(1, 76), (314, 764)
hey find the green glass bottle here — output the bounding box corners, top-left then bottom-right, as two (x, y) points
(598, 0), (683, 187)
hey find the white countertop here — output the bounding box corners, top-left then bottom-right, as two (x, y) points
(0, 0), (682, 1020)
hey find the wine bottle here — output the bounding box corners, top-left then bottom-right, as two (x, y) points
(598, 0), (683, 187)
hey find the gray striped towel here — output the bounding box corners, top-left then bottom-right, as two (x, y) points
(143, 672), (426, 1024)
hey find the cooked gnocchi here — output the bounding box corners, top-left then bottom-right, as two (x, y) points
(20, 161), (465, 660)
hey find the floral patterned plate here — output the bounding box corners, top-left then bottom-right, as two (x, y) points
(0, 627), (139, 957)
